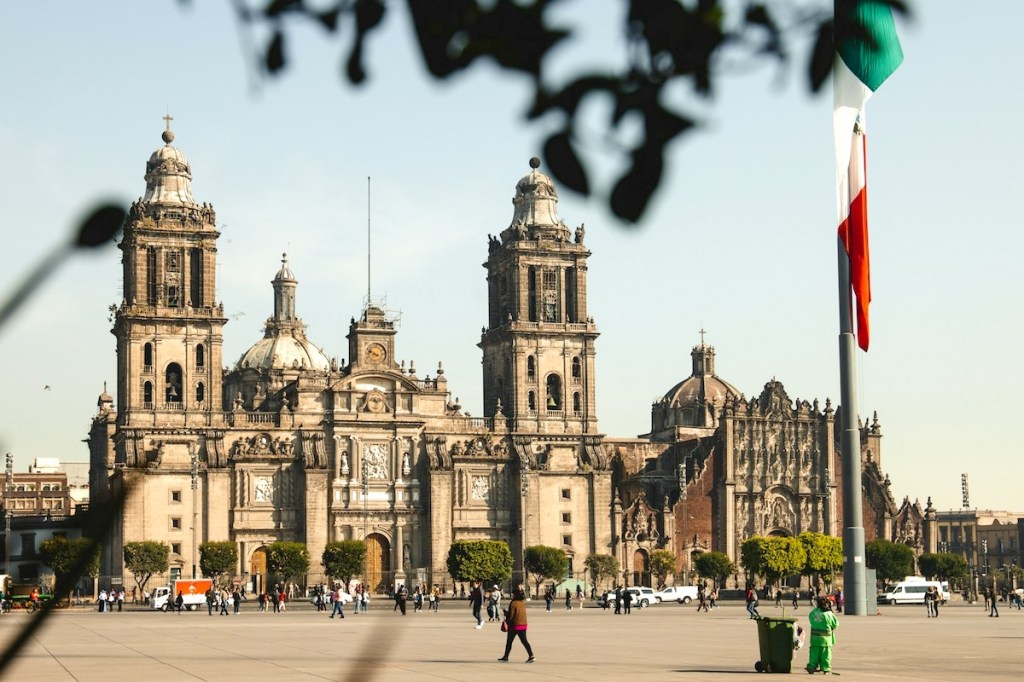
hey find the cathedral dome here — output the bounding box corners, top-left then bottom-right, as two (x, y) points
(510, 157), (562, 229)
(661, 342), (741, 407)
(236, 333), (331, 372)
(143, 122), (195, 205)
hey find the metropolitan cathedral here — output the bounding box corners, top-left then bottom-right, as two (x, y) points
(88, 124), (934, 592)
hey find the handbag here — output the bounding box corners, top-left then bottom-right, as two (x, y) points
(500, 621), (509, 632)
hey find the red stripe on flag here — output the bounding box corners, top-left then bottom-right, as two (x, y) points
(838, 134), (870, 351)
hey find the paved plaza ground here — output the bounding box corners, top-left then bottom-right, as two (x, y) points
(0, 599), (1018, 681)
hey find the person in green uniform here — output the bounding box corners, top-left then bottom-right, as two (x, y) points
(806, 596), (839, 674)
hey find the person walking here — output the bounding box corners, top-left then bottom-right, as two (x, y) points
(206, 588), (215, 616)
(613, 586), (622, 615)
(497, 585), (535, 663)
(219, 588), (230, 616)
(806, 596), (839, 674)
(745, 584), (760, 619)
(565, 588), (572, 611)
(925, 586), (936, 618)
(696, 583), (707, 612)
(330, 585), (346, 619)
(709, 587), (718, 610)
(413, 586), (423, 613)
(775, 587), (782, 608)
(544, 587), (553, 612)
(621, 588), (632, 615)
(396, 585), (408, 616)
(988, 587), (1000, 617)
(232, 587), (243, 615)
(174, 591), (184, 614)
(470, 581), (484, 629)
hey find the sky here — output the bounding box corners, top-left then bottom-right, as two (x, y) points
(1, 2), (1021, 514)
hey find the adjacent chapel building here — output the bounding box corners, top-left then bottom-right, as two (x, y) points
(88, 126), (933, 592)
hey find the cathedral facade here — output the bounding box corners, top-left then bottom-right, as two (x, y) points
(89, 125), (928, 592)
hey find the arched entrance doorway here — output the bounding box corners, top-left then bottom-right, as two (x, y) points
(632, 549), (650, 587)
(251, 546), (268, 595)
(365, 533), (391, 594)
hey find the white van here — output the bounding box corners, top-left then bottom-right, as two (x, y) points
(877, 578), (948, 605)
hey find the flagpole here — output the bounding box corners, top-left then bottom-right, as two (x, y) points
(837, 226), (867, 616)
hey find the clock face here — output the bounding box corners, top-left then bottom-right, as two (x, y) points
(366, 343), (386, 363)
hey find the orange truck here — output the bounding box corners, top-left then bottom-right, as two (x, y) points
(151, 578), (213, 611)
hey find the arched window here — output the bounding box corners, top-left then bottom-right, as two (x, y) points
(572, 392), (581, 415)
(143, 343), (153, 370)
(165, 363), (183, 404)
(527, 391), (536, 412)
(546, 374), (562, 411)
(571, 356), (582, 382)
(143, 381), (153, 406)
(195, 344), (205, 369)
(527, 355), (536, 379)
(196, 382), (205, 403)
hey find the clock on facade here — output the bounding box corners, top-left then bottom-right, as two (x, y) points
(366, 343), (386, 364)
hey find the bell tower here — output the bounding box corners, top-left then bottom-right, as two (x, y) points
(112, 118), (227, 430)
(479, 158), (599, 434)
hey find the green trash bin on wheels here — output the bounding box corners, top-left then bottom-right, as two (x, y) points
(754, 616), (796, 673)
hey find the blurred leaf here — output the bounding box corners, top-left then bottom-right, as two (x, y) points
(610, 147), (663, 223)
(347, 0), (386, 84)
(317, 9), (340, 32)
(265, 30), (286, 74)
(808, 19), (834, 93)
(544, 132), (589, 196)
(264, 0), (303, 18)
(76, 204), (126, 248)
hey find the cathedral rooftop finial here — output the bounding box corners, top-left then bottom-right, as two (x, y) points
(162, 113), (175, 144)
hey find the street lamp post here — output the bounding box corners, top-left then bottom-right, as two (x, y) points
(190, 450), (199, 579)
(4, 510), (11, 580)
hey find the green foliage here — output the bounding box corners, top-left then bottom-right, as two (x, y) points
(267, 542), (311, 583)
(649, 550), (677, 589)
(525, 545), (568, 594)
(865, 539), (915, 584)
(693, 551), (734, 588)
(741, 535), (806, 586)
(123, 541), (170, 593)
(918, 552), (968, 581)
(584, 553), (620, 591)
(199, 541), (239, 587)
(446, 540), (513, 587)
(322, 541), (366, 586)
(40, 536), (99, 600)
(798, 532), (843, 582)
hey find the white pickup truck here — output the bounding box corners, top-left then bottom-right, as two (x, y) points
(598, 586), (661, 608)
(657, 585), (699, 604)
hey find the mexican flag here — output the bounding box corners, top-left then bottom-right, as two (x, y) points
(834, 1), (903, 351)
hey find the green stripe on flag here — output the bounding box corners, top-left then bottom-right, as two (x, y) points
(836, 0), (904, 91)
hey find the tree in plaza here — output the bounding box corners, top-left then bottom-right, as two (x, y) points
(798, 531), (843, 589)
(585, 553), (620, 592)
(865, 539), (915, 586)
(446, 540), (513, 589)
(40, 536), (100, 603)
(267, 542), (311, 585)
(693, 551), (735, 590)
(322, 540), (367, 588)
(123, 541), (170, 595)
(741, 535), (806, 589)
(649, 550), (677, 590)
(918, 552), (969, 584)
(199, 541), (239, 588)
(524, 545), (568, 596)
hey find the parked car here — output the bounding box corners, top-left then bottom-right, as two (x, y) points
(657, 585), (699, 604)
(597, 587), (661, 608)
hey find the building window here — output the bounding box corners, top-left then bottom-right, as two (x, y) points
(146, 246), (157, 306)
(571, 356), (582, 381)
(527, 355), (536, 379)
(21, 533), (36, 558)
(195, 343), (205, 369)
(561, 489), (571, 500)
(170, 566), (182, 581)
(170, 517), (182, 530)
(170, 490), (182, 503)
(196, 382), (205, 403)
(561, 512), (571, 524)
(527, 267), (538, 322)
(527, 391), (536, 412)
(542, 268), (560, 322)
(546, 374), (562, 411)
(189, 248), (203, 307)
(143, 342), (153, 371)
(562, 534), (572, 547)
(572, 392), (582, 415)
(143, 381), (153, 407)
(165, 363), (183, 404)
(171, 543), (182, 555)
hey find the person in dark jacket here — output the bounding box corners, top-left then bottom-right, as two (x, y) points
(497, 585), (535, 663)
(469, 581), (484, 628)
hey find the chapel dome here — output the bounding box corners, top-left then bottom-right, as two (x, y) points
(236, 334), (331, 372)
(661, 342), (741, 408)
(143, 124), (195, 205)
(510, 157), (562, 229)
